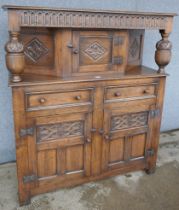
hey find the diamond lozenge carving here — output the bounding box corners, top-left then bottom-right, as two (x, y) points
(84, 41), (106, 61)
(24, 38), (48, 62)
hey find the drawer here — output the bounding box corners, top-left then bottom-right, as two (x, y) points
(26, 89), (93, 110)
(105, 84), (156, 101)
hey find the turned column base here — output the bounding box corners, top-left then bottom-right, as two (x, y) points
(11, 75), (22, 82)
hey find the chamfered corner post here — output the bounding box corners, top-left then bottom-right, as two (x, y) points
(155, 30), (172, 74)
(5, 31), (25, 82)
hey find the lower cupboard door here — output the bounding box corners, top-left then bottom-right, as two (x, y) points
(102, 106), (154, 171)
(27, 112), (92, 188)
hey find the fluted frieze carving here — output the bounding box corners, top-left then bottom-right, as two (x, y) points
(19, 10), (168, 30)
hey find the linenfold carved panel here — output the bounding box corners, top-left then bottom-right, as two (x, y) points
(111, 112), (148, 131)
(19, 10), (167, 30)
(37, 121), (84, 142)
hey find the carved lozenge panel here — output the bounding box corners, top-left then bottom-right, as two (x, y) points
(37, 121), (84, 142)
(84, 41), (106, 61)
(24, 38), (49, 62)
(111, 112), (148, 131)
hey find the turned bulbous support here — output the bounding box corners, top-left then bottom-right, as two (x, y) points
(155, 30), (172, 73)
(5, 32), (25, 82)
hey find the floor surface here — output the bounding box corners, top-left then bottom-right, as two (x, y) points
(0, 130), (179, 210)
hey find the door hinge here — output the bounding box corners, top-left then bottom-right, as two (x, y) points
(112, 56), (123, 65)
(23, 174), (37, 183)
(20, 127), (34, 137)
(150, 109), (160, 118)
(147, 148), (155, 157)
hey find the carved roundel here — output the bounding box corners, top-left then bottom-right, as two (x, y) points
(24, 38), (49, 62)
(84, 41), (106, 61)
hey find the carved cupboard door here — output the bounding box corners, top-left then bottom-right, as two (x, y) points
(102, 105), (155, 172)
(71, 30), (128, 75)
(26, 112), (92, 188)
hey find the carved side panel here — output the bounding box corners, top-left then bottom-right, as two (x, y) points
(128, 30), (144, 66)
(111, 112), (148, 131)
(24, 38), (49, 62)
(21, 28), (55, 75)
(37, 121), (84, 142)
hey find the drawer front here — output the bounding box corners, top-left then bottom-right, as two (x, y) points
(105, 84), (156, 101)
(26, 89), (93, 110)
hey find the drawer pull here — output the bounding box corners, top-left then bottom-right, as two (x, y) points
(86, 138), (91, 143)
(75, 95), (81, 100)
(143, 90), (149, 94)
(38, 98), (46, 104)
(114, 92), (121, 97)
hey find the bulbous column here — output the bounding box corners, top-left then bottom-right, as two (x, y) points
(155, 30), (172, 73)
(5, 32), (25, 82)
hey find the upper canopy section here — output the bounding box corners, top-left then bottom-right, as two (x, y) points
(2, 5), (177, 32)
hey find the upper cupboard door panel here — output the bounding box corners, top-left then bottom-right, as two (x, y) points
(72, 30), (128, 75)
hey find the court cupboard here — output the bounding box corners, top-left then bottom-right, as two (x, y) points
(2, 5), (176, 206)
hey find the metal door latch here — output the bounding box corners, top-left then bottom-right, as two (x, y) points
(147, 148), (155, 157)
(23, 174), (37, 183)
(20, 127), (34, 137)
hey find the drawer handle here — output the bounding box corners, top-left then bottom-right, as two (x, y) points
(114, 92), (121, 97)
(86, 138), (91, 143)
(75, 95), (81, 100)
(143, 90), (149, 94)
(38, 98), (46, 104)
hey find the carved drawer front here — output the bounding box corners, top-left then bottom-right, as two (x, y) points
(71, 30), (128, 75)
(105, 84), (156, 102)
(27, 112), (92, 184)
(26, 89), (93, 111)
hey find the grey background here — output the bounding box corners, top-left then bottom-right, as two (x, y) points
(0, 0), (179, 164)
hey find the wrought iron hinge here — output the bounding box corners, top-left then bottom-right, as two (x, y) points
(23, 174), (37, 183)
(147, 148), (155, 157)
(112, 56), (123, 65)
(19, 127), (34, 137)
(150, 109), (160, 118)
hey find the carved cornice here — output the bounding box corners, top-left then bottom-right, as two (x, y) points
(18, 10), (169, 30)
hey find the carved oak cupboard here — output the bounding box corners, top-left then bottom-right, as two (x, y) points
(3, 5), (175, 206)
